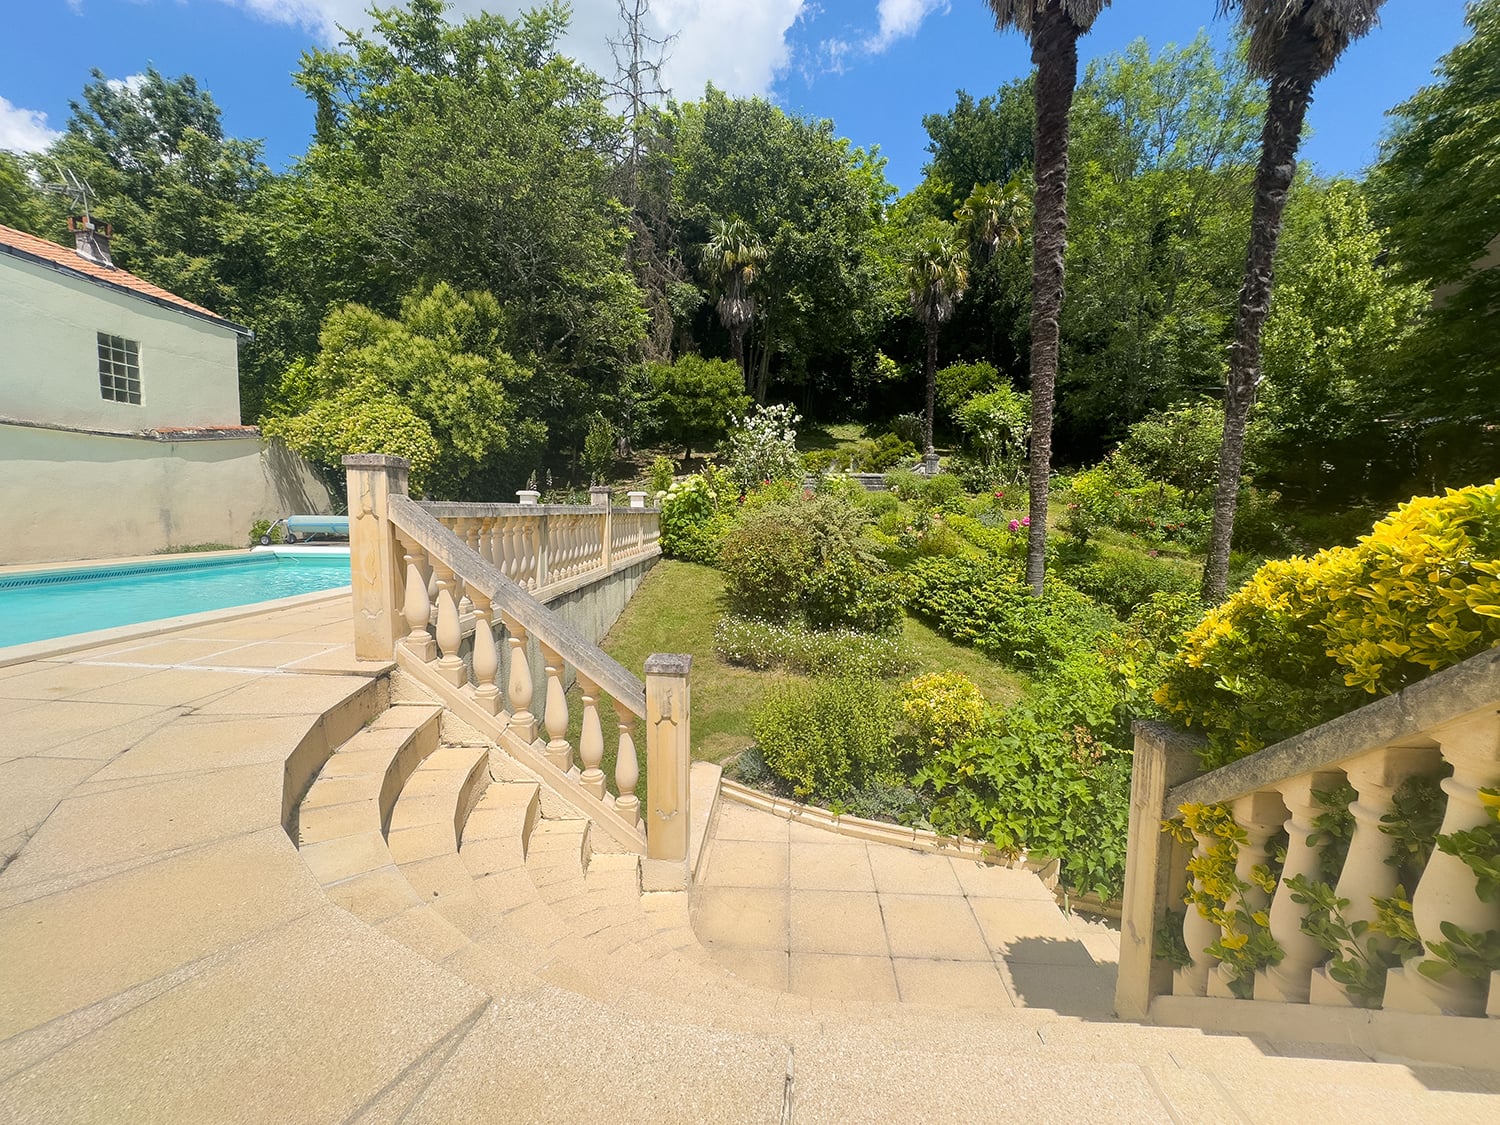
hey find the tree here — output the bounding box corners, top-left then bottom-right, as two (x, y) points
(263, 283), (545, 498)
(921, 78), (1036, 218)
(956, 180), (1027, 264)
(670, 89), (892, 405)
(1255, 177), (1425, 503)
(1368, 0), (1500, 491)
(905, 231), (970, 455)
(0, 152), (44, 233)
(701, 216), (767, 389)
(986, 0), (1112, 597)
(1202, 0), (1387, 603)
(648, 354), (750, 461)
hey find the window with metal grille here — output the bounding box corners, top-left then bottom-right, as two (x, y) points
(97, 333), (141, 404)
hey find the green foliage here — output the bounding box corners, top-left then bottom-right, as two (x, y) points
(658, 472), (732, 564)
(898, 672), (986, 753)
(1368, 0), (1500, 485)
(647, 455), (676, 495)
(1420, 922), (1500, 984)
(1157, 481), (1500, 766)
(920, 78), (1035, 217)
(1381, 772), (1449, 880)
(718, 492), (901, 633)
(902, 556), (1111, 674)
(1285, 875), (1422, 1007)
(753, 678), (898, 801)
(1115, 402), (1225, 507)
(0, 151), (45, 233)
(649, 355), (749, 458)
(1308, 781), (1358, 886)
(955, 386), (1031, 476)
(935, 361), (1001, 416)
(1062, 548), (1200, 617)
(581, 412), (617, 484)
(1435, 788), (1500, 904)
(263, 283), (541, 497)
(713, 615), (909, 678)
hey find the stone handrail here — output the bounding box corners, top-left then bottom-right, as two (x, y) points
(1116, 645), (1500, 1059)
(343, 455), (692, 883)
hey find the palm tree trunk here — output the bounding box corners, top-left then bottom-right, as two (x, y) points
(923, 322), (939, 455)
(730, 327), (747, 388)
(1024, 7), (1079, 598)
(1202, 69), (1315, 603)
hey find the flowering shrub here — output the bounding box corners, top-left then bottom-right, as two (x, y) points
(899, 672), (987, 752)
(722, 402), (802, 493)
(658, 472), (732, 564)
(714, 615), (909, 677)
(1156, 480), (1500, 768)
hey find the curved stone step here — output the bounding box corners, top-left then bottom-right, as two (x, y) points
(385, 744), (492, 934)
(295, 704), (443, 924)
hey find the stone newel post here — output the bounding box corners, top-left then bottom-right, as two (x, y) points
(643, 653), (692, 891)
(344, 454), (410, 661)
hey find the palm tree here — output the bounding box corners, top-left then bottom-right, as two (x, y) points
(701, 216), (767, 392)
(986, 0), (1111, 597)
(1202, 0), (1386, 602)
(905, 232), (970, 456)
(956, 180), (1027, 264)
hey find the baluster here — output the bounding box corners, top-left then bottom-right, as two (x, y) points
(1386, 711), (1500, 1016)
(518, 518), (534, 587)
(399, 544), (435, 661)
(578, 675), (606, 799)
(614, 701), (640, 825)
(1207, 792), (1284, 999)
(469, 591), (501, 715)
(1176, 827), (1221, 997)
(540, 642), (572, 772)
(431, 561), (466, 686)
(1252, 771), (1343, 1002)
(1308, 747), (1440, 1006)
(501, 613), (536, 742)
(496, 518), (514, 582)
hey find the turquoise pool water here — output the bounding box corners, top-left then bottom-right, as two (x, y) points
(0, 551), (351, 648)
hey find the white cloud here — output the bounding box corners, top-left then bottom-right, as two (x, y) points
(865, 0), (948, 53)
(0, 96), (61, 153)
(215, 0), (807, 100)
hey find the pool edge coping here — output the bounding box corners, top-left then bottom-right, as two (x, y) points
(0, 585), (352, 668)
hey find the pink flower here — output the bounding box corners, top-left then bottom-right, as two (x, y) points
(994, 490), (1005, 498)
(1008, 519), (1020, 531)
(1021, 516), (1031, 526)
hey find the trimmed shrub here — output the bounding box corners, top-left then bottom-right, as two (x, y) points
(1063, 549), (1200, 616)
(717, 506), (813, 621)
(899, 672), (987, 752)
(753, 678), (898, 801)
(1157, 480), (1500, 768)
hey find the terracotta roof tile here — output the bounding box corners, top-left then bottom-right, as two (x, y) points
(0, 223), (245, 331)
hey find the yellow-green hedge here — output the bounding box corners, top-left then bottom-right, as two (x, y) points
(1157, 480), (1500, 767)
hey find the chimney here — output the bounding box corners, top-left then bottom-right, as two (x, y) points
(68, 215), (114, 268)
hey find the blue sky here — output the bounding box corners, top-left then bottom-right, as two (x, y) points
(0, 1), (1473, 193)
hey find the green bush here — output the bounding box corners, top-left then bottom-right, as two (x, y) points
(1063, 548), (1200, 616)
(647, 454), (676, 495)
(659, 472), (732, 564)
(899, 672), (987, 753)
(717, 506), (813, 622)
(935, 360), (1000, 416)
(753, 678), (898, 801)
(1157, 480), (1500, 768)
(649, 355), (749, 459)
(714, 615), (910, 677)
(902, 556), (1112, 674)
(803, 553), (903, 633)
(249, 519), (283, 546)
(582, 411), (617, 484)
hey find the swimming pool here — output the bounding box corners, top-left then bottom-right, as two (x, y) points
(0, 551), (351, 648)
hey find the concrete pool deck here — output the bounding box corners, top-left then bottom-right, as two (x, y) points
(3, 599), (1499, 1122)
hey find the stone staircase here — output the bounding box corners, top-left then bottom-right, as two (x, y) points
(279, 672), (1500, 1124)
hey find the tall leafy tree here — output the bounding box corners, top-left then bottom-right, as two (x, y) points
(985, 0), (1112, 597)
(906, 231), (970, 455)
(701, 216), (767, 390)
(1202, 0), (1386, 602)
(956, 180), (1027, 264)
(1368, 0), (1500, 491)
(921, 78), (1036, 217)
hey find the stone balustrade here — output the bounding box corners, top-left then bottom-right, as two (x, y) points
(342, 455), (691, 885)
(1116, 647), (1500, 1064)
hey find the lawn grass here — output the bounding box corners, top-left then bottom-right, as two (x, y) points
(599, 557), (1030, 764)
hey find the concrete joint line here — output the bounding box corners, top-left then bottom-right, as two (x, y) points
(781, 1045), (794, 1125)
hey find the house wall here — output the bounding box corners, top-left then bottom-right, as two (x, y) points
(0, 253), (242, 431)
(0, 423), (334, 565)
